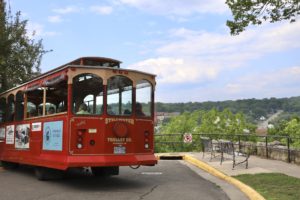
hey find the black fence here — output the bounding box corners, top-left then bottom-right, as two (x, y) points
(155, 133), (300, 163)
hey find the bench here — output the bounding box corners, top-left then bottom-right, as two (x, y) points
(201, 137), (221, 161)
(201, 137), (250, 169)
(219, 140), (250, 169)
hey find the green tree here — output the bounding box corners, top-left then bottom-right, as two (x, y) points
(0, 0), (48, 93)
(160, 111), (202, 134)
(283, 118), (300, 147)
(226, 0), (300, 35)
(197, 109), (220, 134)
(197, 109), (255, 135)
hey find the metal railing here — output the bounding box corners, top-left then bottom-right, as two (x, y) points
(155, 133), (300, 163)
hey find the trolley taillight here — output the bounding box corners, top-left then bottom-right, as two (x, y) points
(144, 131), (150, 149)
(77, 130), (85, 149)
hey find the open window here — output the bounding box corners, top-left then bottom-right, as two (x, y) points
(45, 78), (68, 115)
(6, 94), (15, 122)
(73, 73), (103, 115)
(136, 80), (152, 117)
(26, 88), (43, 118)
(15, 91), (24, 121)
(0, 97), (6, 123)
(107, 75), (133, 116)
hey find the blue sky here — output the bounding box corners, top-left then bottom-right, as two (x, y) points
(9, 0), (300, 102)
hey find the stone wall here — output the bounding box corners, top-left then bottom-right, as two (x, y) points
(241, 141), (300, 164)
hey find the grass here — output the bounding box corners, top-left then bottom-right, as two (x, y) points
(234, 173), (300, 200)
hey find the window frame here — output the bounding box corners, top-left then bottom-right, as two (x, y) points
(135, 79), (153, 118)
(72, 73), (104, 116)
(0, 97), (6, 124)
(6, 94), (15, 122)
(106, 75), (134, 117)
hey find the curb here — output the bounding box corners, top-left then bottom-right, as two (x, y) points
(156, 153), (265, 200)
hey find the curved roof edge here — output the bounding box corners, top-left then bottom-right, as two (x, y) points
(0, 56), (157, 96)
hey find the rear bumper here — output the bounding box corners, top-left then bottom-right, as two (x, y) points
(1, 153), (157, 170)
(66, 154), (158, 169)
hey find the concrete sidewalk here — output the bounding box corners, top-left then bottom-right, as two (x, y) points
(158, 152), (300, 200)
(188, 152), (300, 178)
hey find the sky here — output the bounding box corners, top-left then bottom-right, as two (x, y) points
(8, 0), (300, 103)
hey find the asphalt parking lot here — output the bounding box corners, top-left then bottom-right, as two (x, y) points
(0, 160), (229, 200)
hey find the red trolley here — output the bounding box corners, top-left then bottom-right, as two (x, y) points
(0, 57), (157, 179)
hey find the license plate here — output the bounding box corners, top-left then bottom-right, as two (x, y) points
(114, 146), (126, 154)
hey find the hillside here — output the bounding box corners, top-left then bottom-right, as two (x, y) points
(155, 96), (300, 123)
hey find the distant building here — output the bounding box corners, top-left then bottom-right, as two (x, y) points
(155, 112), (180, 124)
(256, 127), (267, 135)
(267, 124), (274, 129)
(259, 116), (266, 121)
(243, 129), (250, 134)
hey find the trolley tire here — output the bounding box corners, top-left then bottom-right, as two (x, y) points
(0, 161), (19, 170)
(92, 166), (119, 176)
(35, 167), (64, 181)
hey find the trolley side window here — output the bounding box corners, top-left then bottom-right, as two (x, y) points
(15, 91), (24, 121)
(0, 97), (6, 123)
(136, 80), (152, 117)
(26, 88), (43, 118)
(6, 94), (15, 122)
(73, 73), (103, 115)
(45, 79), (68, 115)
(107, 75), (133, 116)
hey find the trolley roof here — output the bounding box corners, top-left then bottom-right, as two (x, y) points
(0, 57), (155, 96)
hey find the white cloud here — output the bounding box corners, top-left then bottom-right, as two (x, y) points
(224, 66), (300, 98)
(27, 22), (60, 38)
(90, 6), (113, 15)
(48, 15), (63, 23)
(155, 66), (300, 102)
(129, 57), (219, 84)
(53, 6), (81, 14)
(116, 0), (227, 16)
(131, 21), (300, 86)
(159, 21), (300, 58)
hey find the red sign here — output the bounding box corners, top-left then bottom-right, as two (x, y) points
(183, 133), (193, 143)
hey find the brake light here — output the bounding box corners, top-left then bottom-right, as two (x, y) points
(77, 130), (85, 149)
(77, 137), (83, 142)
(144, 131), (150, 149)
(77, 130), (84, 136)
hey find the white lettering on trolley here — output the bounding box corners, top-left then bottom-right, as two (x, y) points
(76, 120), (86, 127)
(105, 118), (134, 125)
(107, 137), (132, 143)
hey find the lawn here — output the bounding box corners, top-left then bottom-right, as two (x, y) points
(234, 173), (300, 200)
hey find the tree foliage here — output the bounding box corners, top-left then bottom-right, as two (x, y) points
(268, 116), (300, 147)
(196, 109), (255, 135)
(160, 111), (203, 134)
(0, 0), (48, 93)
(159, 109), (255, 135)
(226, 0), (300, 35)
(156, 96), (300, 124)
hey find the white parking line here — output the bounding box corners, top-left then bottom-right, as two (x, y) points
(141, 172), (163, 175)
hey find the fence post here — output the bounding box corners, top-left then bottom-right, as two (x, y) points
(265, 136), (268, 159)
(181, 133), (184, 152)
(287, 136), (291, 163)
(238, 135), (241, 152)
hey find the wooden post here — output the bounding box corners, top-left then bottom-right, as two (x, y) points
(265, 136), (268, 159)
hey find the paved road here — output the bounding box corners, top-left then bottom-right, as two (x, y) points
(0, 160), (229, 200)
